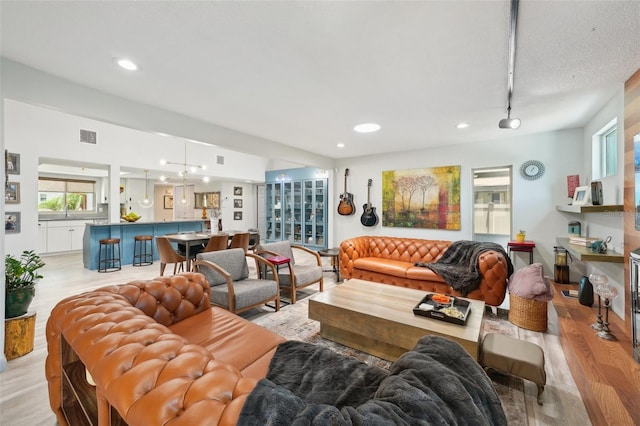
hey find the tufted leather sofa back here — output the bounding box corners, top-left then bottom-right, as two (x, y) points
(340, 236), (451, 276)
(94, 273), (212, 326)
(46, 273), (257, 426)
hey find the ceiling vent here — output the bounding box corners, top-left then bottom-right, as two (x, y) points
(216, 155), (224, 165)
(80, 129), (97, 144)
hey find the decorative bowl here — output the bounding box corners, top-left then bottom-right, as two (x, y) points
(121, 216), (141, 222)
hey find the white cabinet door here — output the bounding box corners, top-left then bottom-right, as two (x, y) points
(38, 222), (48, 254)
(46, 221), (86, 253)
(70, 224), (85, 250)
(47, 227), (72, 253)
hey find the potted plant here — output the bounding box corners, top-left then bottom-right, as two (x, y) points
(5, 250), (45, 318)
(516, 230), (526, 243)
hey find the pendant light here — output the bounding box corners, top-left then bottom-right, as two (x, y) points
(160, 140), (209, 207)
(138, 170), (154, 208)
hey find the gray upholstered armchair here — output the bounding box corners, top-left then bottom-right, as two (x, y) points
(193, 248), (280, 313)
(254, 241), (323, 304)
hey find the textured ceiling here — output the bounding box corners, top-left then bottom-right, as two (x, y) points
(1, 1), (639, 160)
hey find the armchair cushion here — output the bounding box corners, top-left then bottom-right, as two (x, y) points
(211, 279), (279, 309)
(197, 248), (249, 285)
(277, 265), (322, 287)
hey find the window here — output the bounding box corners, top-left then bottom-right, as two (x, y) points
(592, 119), (617, 179)
(38, 178), (96, 215)
(472, 167), (512, 240)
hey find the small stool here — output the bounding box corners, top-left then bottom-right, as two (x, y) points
(479, 333), (546, 405)
(98, 238), (121, 272)
(133, 235), (154, 266)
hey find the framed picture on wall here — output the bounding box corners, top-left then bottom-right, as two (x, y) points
(5, 182), (20, 204)
(164, 195), (174, 209)
(5, 212), (20, 233)
(234, 198), (243, 208)
(234, 211), (243, 221)
(234, 186), (243, 196)
(5, 151), (20, 175)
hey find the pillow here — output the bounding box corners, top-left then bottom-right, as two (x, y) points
(508, 263), (553, 302)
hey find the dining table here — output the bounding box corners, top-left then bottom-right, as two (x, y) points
(163, 230), (244, 270)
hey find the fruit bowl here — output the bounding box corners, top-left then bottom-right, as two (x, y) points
(121, 215), (141, 222)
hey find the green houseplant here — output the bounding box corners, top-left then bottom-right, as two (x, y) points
(5, 250), (45, 318)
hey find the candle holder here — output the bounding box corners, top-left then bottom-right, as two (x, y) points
(595, 283), (618, 341)
(589, 274), (605, 331)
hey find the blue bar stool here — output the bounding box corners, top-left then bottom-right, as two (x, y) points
(98, 238), (121, 272)
(133, 235), (154, 266)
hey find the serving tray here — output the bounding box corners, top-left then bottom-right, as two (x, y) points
(413, 294), (471, 326)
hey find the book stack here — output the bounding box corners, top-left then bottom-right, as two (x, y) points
(568, 237), (599, 247)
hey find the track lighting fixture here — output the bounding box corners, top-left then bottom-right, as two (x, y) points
(499, 0), (521, 130)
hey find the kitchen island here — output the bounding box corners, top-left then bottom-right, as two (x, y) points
(83, 220), (204, 270)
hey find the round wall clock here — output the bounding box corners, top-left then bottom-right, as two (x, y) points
(520, 160), (545, 180)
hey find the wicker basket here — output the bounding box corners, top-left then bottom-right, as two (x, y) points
(508, 293), (548, 332)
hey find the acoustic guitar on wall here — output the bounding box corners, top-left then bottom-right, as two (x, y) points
(337, 168), (355, 216)
(360, 178), (379, 226)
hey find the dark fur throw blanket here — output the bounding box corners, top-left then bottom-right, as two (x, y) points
(415, 240), (513, 296)
(238, 335), (507, 425)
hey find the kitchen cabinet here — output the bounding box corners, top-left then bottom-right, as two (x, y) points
(46, 220), (86, 253)
(265, 168), (327, 249)
(38, 222), (48, 254)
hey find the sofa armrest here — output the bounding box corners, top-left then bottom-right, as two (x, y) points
(291, 244), (322, 266)
(476, 250), (509, 306)
(246, 252), (281, 283)
(339, 237), (370, 279)
(45, 274), (256, 426)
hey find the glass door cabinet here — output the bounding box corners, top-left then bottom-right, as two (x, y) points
(265, 168), (327, 249)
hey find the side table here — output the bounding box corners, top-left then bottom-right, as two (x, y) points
(318, 248), (341, 282)
(265, 255), (291, 306)
(507, 240), (536, 266)
(266, 255), (291, 275)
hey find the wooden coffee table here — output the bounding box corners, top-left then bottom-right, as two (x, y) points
(308, 279), (485, 361)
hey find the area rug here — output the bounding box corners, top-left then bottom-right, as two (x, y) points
(248, 294), (527, 424)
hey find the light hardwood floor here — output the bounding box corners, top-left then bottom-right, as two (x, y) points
(0, 251), (596, 425)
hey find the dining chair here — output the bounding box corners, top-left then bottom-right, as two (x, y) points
(193, 248), (280, 314)
(254, 240), (323, 304)
(228, 232), (250, 252)
(202, 234), (229, 253)
(155, 236), (187, 276)
(247, 230), (260, 251)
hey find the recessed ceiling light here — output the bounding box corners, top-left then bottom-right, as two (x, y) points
(337, 143), (345, 148)
(456, 123), (469, 129)
(353, 123), (381, 133)
(116, 58), (139, 71)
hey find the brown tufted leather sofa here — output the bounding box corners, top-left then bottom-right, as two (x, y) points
(45, 273), (285, 426)
(339, 236), (509, 306)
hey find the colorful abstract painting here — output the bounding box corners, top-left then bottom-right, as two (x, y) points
(382, 165), (461, 229)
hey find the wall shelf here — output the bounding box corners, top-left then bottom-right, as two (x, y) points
(555, 204), (623, 214)
(556, 237), (623, 263)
